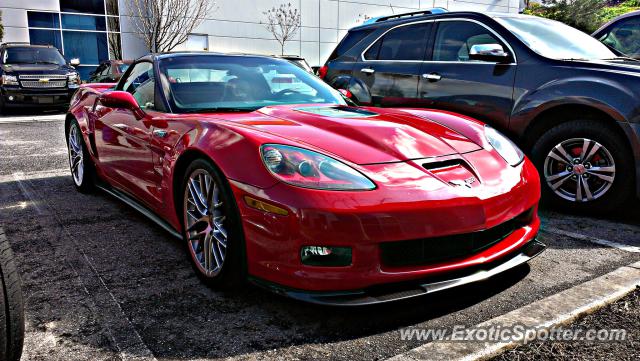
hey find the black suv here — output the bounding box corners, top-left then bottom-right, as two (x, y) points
(0, 43), (81, 113)
(321, 11), (640, 212)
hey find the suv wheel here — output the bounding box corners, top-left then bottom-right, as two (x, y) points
(531, 119), (634, 213)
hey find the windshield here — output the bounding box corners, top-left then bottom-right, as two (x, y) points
(118, 64), (130, 73)
(158, 55), (345, 113)
(3, 47), (66, 65)
(495, 16), (617, 60)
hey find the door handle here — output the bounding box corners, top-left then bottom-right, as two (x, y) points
(361, 68), (375, 74)
(422, 73), (442, 82)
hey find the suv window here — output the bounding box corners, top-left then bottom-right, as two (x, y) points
(433, 21), (502, 61)
(364, 23), (429, 61)
(2, 46), (66, 65)
(328, 28), (374, 61)
(121, 62), (155, 110)
(599, 16), (640, 58)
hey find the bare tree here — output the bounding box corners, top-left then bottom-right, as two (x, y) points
(127, 0), (216, 53)
(262, 3), (301, 55)
(0, 10), (4, 42)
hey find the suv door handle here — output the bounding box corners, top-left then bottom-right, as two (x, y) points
(422, 73), (442, 82)
(361, 68), (375, 74)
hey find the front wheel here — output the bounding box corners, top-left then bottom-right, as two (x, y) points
(531, 119), (634, 213)
(181, 159), (246, 289)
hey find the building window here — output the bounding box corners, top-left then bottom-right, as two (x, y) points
(28, 29), (63, 50)
(61, 14), (107, 31)
(27, 12), (60, 29)
(60, 0), (105, 15)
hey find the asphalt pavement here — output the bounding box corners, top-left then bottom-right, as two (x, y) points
(0, 114), (638, 361)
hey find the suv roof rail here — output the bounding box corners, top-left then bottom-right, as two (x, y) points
(363, 7), (448, 25)
(1, 42), (32, 46)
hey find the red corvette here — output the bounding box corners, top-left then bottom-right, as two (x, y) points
(66, 53), (544, 305)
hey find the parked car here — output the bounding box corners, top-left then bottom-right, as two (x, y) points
(66, 53), (544, 305)
(0, 230), (24, 361)
(0, 42), (81, 113)
(593, 10), (640, 59)
(87, 60), (132, 83)
(320, 11), (640, 212)
(277, 55), (314, 73)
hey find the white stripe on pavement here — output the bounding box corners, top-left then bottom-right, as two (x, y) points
(0, 114), (65, 124)
(386, 260), (640, 361)
(0, 168), (69, 184)
(543, 227), (640, 253)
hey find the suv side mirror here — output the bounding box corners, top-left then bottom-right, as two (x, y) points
(100, 91), (145, 119)
(70, 58), (81, 67)
(469, 44), (510, 63)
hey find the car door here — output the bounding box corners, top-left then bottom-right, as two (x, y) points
(352, 21), (431, 107)
(418, 19), (516, 129)
(93, 61), (161, 208)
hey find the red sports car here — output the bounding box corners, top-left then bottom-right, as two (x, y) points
(66, 53), (544, 305)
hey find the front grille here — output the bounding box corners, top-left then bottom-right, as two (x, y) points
(380, 209), (534, 268)
(19, 74), (67, 89)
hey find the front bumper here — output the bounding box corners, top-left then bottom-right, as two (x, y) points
(230, 153), (542, 295)
(1, 86), (75, 107)
(250, 239), (545, 306)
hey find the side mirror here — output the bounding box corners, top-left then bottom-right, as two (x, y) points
(469, 44), (510, 63)
(70, 58), (81, 67)
(338, 89), (352, 99)
(100, 91), (145, 119)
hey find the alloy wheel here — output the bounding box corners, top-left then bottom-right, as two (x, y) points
(543, 138), (616, 202)
(183, 169), (228, 277)
(68, 124), (84, 186)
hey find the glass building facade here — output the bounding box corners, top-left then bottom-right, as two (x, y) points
(26, 0), (122, 79)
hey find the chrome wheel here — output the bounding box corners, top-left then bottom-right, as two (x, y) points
(543, 138), (615, 202)
(183, 169), (227, 277)
(68, 124), (84, 186)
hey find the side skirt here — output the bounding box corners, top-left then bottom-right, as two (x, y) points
(96, 184), (182, 240)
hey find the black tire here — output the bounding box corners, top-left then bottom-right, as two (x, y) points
(0, 230), (25, 361)
(66, 119), (96, 193)
(180, 158), (246, 289)
(531, 119), (634, 213)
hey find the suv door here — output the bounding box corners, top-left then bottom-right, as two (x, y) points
(419, 19), (516, 129)
(352, 22), (431, 107)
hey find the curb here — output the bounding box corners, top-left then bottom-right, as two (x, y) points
(386, 261), (640, 361)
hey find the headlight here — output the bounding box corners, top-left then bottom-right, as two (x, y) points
(484, 126), (524, 166)
(1, 74), (18, 86)
(67, 72), (81, 88)
(260, 144), (376, 190)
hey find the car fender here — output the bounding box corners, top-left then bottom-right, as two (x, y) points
(511, 75), (635, 135)
(511, 75), (640, 197)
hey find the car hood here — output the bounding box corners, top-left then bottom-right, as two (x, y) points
(1, 63), (73, 74)
(229, 105), (482, 165)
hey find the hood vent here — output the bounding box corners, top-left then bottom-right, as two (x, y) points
(422, 158), (465, 171)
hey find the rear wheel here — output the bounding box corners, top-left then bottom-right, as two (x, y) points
(531, 119), (634, 213)
(181, 159), (246, 289)
(67, 120), (95, 193)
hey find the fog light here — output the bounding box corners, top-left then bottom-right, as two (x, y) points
(8, 96), (14, 101)
(301, 246), (352, 266)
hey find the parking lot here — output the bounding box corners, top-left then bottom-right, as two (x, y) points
(0, 113), (638, 361)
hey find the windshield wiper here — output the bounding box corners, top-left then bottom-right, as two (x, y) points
(34, 61), (61, 65)
(602, 56), (640, 62)
(560, 58), (589, 61)
(182, 107), (257, 114)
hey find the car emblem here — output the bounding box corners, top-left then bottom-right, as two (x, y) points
(39, 78), (50, 83)
(450, 177), (477, 188)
